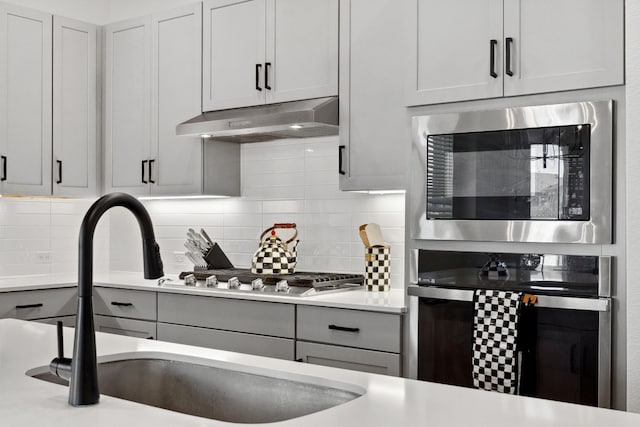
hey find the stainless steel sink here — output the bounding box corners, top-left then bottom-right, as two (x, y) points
(29, 357), (362, 423)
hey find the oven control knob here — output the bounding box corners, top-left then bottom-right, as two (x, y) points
(251, 278), (264, 291)
(227, 277), (240, 289)
(183, 274), (197, 287)
(275, 280), (290, 293)
(205, 275), (218, 288)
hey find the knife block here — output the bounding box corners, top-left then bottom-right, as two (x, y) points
(194, 243), (234, 271)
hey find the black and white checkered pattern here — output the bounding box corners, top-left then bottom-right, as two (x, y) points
(472, 289), (522, 394)
(364, 246), (390, 291)
(251, 238), (296, 274)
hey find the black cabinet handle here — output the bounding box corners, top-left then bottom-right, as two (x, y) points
(295, 358), (304, 362)
(255, 64), (262, 91)
(505, 37), (514, 77)
(328, 324), (360, 333)
(16, 303), (43, 309)
(56, 160), (62, 184)
(111, 301), (134, 307)
(1, 155), (6, 181)
(149, 159), (155, 184)
(265, 62), (272, 90)
(141, 160), (148, 184)
(489, 39), (498, 78)
(338, 145), (346, 175)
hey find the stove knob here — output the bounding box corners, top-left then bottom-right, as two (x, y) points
(205, 275), (218, 288)
(228, 277), (240, 289)
(183, 274), (196, 287)
(275, 280), (289, 293)
(251, 278), (264, 291)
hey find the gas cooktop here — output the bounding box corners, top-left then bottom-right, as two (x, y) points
(161, 269), (365, 297)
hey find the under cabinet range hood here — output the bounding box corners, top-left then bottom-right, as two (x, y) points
(176, 97), (338, 143)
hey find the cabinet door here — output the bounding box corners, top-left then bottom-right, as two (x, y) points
(503, 0), (623, 96)
(296, 341), (401, 376)
(0, 4), (52, 196)
(150, 4), (203, 196)
(264, 0), (338, 104)
(339, 0), (409, 191)
(52, 16), (97, 197)
(94, 315), (157, 339)
(406, 0), (503, 106)
(104, 17), (151, 195)
(203, 0), (266, 111)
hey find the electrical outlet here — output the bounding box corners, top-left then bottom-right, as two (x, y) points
(36, 251), (52, 263)
(173, 251), (186, 263)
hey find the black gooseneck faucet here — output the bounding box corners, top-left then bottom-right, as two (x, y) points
(50, 193), (164, 406)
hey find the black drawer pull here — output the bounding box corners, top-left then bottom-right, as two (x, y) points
(295, 358), (304, 362)
(56, 160), (63, 184)
(255, 64), (262, 91)
(265, 62), (272, 90)
(16, 303), (43, 309)
(111, 302), (134, 307)
(328, 324), (360, 333)
(148, 159), (155, 184)
(338, 145), (346, 175)
(1, 155), (6, 181)
(141, 160), (148, 184)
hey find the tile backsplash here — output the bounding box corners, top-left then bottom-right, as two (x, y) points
(0, 137), (405, 288)
(0, 198), (109, 276)
(110, 137), (406, 288)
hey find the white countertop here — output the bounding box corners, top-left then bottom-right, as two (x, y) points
(0, 272), (406, 313)
(2, 318), (639, 426)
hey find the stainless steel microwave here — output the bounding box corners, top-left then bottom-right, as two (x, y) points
(409, 100), (613, 244)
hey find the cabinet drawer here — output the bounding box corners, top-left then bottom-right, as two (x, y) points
(157, 323), (294, 360)
(296, 341), (400, 376)
(158, 293), (295, 338)
(0, 288), (76, 320)
(95, 314), (156, 339)
(34, 315), (76, 328)
(297, 306), (401, 353)
(94, 287), (157, 321)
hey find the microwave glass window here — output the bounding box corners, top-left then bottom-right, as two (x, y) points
(426, 125), (590, 220)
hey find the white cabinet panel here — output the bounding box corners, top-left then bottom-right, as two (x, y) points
(407, 0), (503, 106)
(203, 0), (266, 110)
(339, 0), (409, 191)
(151, 4), (203, 195)
(503, 0), (623, 96)
(265, 0), (338, 104)
(95, 315), (157, 339)
(53, 16), (97, 197)
(296, 341), (400, 376)
(0, 4), (52, 195)
(0, 288), (76, 321)
(104, 16), (151, 195)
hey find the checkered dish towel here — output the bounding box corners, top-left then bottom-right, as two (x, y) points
(472, 289), (522, 394)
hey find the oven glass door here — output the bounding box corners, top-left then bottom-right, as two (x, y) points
(426, 125), (590, 221)
(417, 297), (599, 406)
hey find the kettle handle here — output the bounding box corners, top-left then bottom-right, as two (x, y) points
(260, 223), (298, 245)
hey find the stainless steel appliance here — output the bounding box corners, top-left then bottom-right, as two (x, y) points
(408, 250), (611, 407)
(162, 269), (364, 297)
(410, 100), (613, 243)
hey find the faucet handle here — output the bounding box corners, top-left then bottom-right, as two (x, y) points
(50, 321), (72, 381)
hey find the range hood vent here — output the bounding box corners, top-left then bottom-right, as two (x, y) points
(176, 97), (338, 143)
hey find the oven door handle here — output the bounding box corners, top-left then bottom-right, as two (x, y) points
(407, 285), (610, 312)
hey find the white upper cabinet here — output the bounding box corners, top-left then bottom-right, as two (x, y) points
(53, 16), (98, 197)
(339, 0), (409, 191)
(265, 0), (338, 104)
(0, 3), (52, 196)
(203, 0), (266, 110)
(503, 0), (624, 97)
(202, 0), (338, 112)
(408, 0), (624, 106)
(104, 16), (152, 195)
(150, 4), (203, 196)
(406, 0), (503, 106)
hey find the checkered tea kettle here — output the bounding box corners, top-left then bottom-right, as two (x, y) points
(251, 223), (298, 274)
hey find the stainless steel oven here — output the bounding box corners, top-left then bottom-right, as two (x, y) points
(409, 100), (613, 243)
(407, 250), (611, 407)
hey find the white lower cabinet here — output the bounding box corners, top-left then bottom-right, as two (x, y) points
(94, 315), (157, 339)
(157, 322), (294, 360)
(296, 305), (402, 376)
(296, 341), (400, 376)
(93, 287), (157, 339)
(0, 288), (76, 321)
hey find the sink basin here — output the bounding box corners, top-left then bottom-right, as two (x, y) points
(29, 355), (363, 423)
